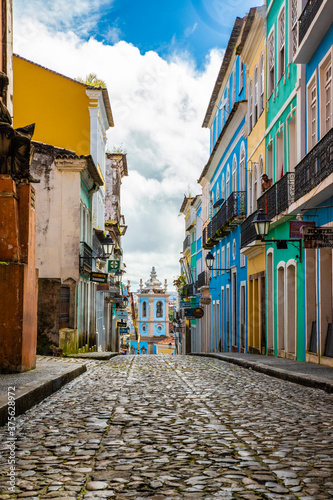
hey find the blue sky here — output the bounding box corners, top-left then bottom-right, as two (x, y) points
(15, 0), (260, 68)
(13, 0), (261, 290)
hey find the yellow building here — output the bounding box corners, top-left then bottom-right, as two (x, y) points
(13, 54), (114, 184)
(240, 7), (267, 354)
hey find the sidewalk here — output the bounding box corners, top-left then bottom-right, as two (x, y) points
(190, 352), (333, 393)
(0, 356), (87, 427)
(67, 352), (119, 360)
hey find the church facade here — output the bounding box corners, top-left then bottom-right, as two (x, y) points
(130, 267), (170, 354)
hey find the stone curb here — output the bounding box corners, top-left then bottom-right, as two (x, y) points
(67, 352), (119, 360)
(189, 353), (333, 394)
(0, 364), (87, 427)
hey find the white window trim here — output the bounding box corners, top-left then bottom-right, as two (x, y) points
(307, 71), (318, 152)
(319, 47), (333, 139)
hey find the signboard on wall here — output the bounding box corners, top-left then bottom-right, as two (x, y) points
(97, 283), (109, 292)
(90, 272), (108, 283)
(108, 260), (120, 272)
(303, 227), (333, 248)
(119, 327), (129, 334)
(116, 310), (128, 320)
(192, 307), (204, 319)
(183, 308), (195, 319)
(289, 220), (316, 239)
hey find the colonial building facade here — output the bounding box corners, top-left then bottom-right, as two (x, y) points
(177, 0), (333, 366)
(130, 268), (170, 355)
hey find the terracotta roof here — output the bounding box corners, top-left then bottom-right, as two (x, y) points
(157, 337), (175, 345)
(180, 196), (193, 214)
(101, 88), (114, 128)
(236, 8), (257, 55)
(202, 17), (245, 129)
(198, 100), (247, 184)
(56, 153), (104, 186)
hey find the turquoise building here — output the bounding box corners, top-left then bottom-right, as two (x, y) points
(130, 267), (170, 355)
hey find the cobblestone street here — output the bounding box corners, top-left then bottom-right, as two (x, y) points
(0, 355), (333, 500)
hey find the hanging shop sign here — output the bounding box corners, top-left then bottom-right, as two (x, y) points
(97, 283), (110, 292)
(116, 310), (128, 320)
(119, 327), (129, 334)
(90, 272), (108, 284)
(192, 307), (204, 319)
(183, 308), (195, 319)
(180, 300), (191, 308)
(200, 296), (211, 305)
(108, 260), (120, 272)
(303, 227), (333, 248)
(289, 220), (316, 239)
(113, 297), (123, 304)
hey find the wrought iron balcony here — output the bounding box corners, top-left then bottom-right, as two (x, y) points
(203, 192), (246, 248)
(183, 234), (191, 252)
(183, 283), (196, 298)
(80, 241), (93, 274)
(226, 191), (247, 224)
(197, 270), (208, 289)
(294, 128), (333, 202)
(202, 221), (217, 249)
(257, 172), (295, 220)
(299, 0), (324, 45)
(241, 210), (260, 248)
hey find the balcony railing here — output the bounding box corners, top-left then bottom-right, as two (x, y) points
(183, 234), (191, 252)
(257, 172), (295, 220)
(299, 0), (324, 45)
(203, 192), (246, 248)
(197, 271), (208, 289)
(241, 210), (260, 248)
(183, 283), (196, 297)
(227, 191), (247, 222)
(80, 241), (93, 274)
(294, 128), (333, 202)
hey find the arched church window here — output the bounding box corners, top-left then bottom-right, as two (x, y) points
(142, 301), (148, 317)
(156, 301), (163, 318)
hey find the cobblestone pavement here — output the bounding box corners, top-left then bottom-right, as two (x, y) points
(0, 355), (333, 500)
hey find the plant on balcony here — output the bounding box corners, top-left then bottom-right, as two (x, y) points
(173, 273), (187, 298)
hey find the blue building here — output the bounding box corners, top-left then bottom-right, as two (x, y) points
(198, 15), (252, 353)
(130, 267), (170, 355)
(293, 0), (333, 365)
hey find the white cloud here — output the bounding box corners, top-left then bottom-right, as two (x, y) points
(13, 18), (223, 291)
(13, 0), (114, 37)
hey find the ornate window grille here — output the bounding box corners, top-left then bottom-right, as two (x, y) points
(291, 0), (298, 58)
(278, 9), (285, 81)
(309, 83), (317, 150)
(324, 62), (332, 135)
(268, 32), (275, 96)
